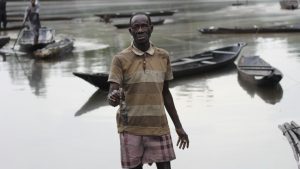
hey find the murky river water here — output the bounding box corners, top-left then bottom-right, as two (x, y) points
(1, 1), (300, 169)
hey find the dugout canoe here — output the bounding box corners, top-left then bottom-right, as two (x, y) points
(0, 36), (10, 48)
(199, 24), (300, 34)
(19, 27), (55, 52)
(73, 42), (246, 91)
(279, 0), (298, 10)
(33, 38), (74, 59)
(113, 18), (165, 29)
(95, 10), (177, 19)
(237, 55), (283, 86)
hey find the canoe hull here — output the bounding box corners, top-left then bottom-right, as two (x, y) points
(172, 42), (246, 78)
(73, 43), (247, 91)
(199, 25), (300, 34)
(95, 10), (176, 19)
(237, 55), (283, 86)
(280, 0), (299, 9)
(0, 36), (10, 48)
(33, 38), (74, 59)
(114, 19), (165, 29)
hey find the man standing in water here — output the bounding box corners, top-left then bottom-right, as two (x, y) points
(23, 0), (41, 44)
(107, 12), (189, 169)
(0, 0), (7, 30)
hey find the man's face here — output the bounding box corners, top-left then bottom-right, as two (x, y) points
(129, 15), (153, 44)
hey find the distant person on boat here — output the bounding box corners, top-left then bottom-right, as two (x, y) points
(107, 12), (189, 169)
(0, 0), (7, 30)
(23, 0), (41, 44)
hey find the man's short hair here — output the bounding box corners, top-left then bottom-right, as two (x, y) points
(129, 12), (152, 26)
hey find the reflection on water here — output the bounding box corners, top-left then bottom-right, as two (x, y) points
(1, 53), (6, 61)
(73, 38), (109, 53)
(75, 89), (108, 116)
(171, 64), (237, 107)
(238, 74), (283, 105)
(27, 61), (46, 96)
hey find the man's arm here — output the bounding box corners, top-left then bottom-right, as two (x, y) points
(163, 81), (189, 149)
(107, 82), (120, 107)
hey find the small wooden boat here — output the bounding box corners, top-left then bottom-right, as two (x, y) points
(237, 55), (283, 86)
(0, 36), (10, 48)
(33, 38), (74, 59)
(73, 42), (246, 91)
(7, 16), (74, 22)
(19, 27), (55, 52)
(113, 19), (165, 29)
(199, 24), (300, 34)
(232, 0), (244, 6)
(73, 72), (110, 91)
(279, 0), (298, 10)
(95, 10), (177, 19)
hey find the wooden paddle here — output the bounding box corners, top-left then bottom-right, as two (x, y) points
(12, 12), (30, 50)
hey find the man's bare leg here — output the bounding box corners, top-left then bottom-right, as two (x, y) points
(156, 161), (171, 169)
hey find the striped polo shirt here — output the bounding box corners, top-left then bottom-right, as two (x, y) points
(108, 43), (173, 136)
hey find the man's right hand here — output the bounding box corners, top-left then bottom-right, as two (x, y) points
(107, 89), (120, 107)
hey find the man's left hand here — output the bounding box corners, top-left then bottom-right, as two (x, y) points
(176, 128), (189, 149)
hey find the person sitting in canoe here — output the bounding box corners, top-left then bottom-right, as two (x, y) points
(23, 0), (41, 45)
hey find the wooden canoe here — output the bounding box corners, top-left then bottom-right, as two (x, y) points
(237, 55), (283, 86)
(19, 27), (55, 52)
(199, 24), (300, 34)
(33, 38), (74, 59)
(0, 36), (10, 48)
(113, 19), (165, 29)
(95, 10), (177, 19)
(279, 0), (299, 10)
(73, 42), (246, 91)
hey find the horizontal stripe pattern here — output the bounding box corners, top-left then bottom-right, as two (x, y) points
(126, 94), (163, 105)
(126, 105), (166, 116)
(109, 45), (173, 136)
(117, 114), (169, 127)
(124, 70), (166, 84)
(125, 82), (164, 95)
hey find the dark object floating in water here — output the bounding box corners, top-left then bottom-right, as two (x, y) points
(237, 55), (283, 86)
(33, 38), (74, 59)
(113, 19), (165, 29)
(199, 24), (300, 34)
(95, 10), (177, 19)
(73, 42), (247, 91)
(0, 36), (10, 48)
(279, 0), (299, 10)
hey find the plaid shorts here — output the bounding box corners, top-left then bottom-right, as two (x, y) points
(119, 132), (176, 169)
